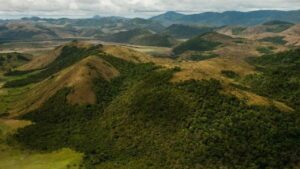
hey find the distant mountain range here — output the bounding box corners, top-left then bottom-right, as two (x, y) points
(150, 10), (300, 26)
(0, 10), (300, 43)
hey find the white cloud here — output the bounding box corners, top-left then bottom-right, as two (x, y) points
(0, 0), (299, 19)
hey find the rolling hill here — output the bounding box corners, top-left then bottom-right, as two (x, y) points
(151, 10), (300, 26)
(103, 28), (177, 47)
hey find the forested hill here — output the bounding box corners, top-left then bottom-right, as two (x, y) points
(8, 44), (300, 169)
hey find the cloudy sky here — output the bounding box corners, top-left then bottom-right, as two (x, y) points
(0, 0), (299, 19)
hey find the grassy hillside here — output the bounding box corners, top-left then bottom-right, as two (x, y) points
(11, 50), (300, 169)
(4, 43), (102, 88)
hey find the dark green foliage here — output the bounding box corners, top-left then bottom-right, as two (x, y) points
(104, 28), (176, 47)
(4, 69), (35, 76)
(4, 45), (101, 88)
(259, 36), (287, 45)
(265, 25), (293, 33)
(132, 34), (177, 47)
(244, 49), (300, 109)
(173, 35), (221, 55)
(163, 24), (214, 39)
(14, 54), (300, 169)
(221, 70), (240, 79)
(234, 39), (245, 44)
(263, 20), (293, 26)
(256, 46), (275, 55)
(188, 53), (219, 61)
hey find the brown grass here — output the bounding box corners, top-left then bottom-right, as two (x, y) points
(18, 46), (63, 71)
(224, 86), (293, 112)
(9, 56), (119, 117)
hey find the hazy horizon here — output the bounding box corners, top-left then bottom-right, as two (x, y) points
(1, 9), (300, 20)
(0, 0), (300, 19)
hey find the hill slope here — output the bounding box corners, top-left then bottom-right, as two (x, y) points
(12, 52), (300, 169)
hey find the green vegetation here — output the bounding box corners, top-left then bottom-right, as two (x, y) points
(188, 53), (219, 61)
(256, 46), (275, 55)
(163, 24), (214, 38)
(243, 49), (300, 110)
(0, 115), (82, 169)
(234, 39), (245, 44)
(0, 146), (83, 169)
(131, 34), (177, 47)
(263, 20), (294, 33)
(259, 36), (287, 45)
(12, 53), (300, 169)
(173, 35), (221, 55)
(4, 45), (102, 88)
(104, 28), (177, 47)
(221, 70), (240, 79)
(104, 28), (152, 43)
(232, 27), (246, 35)
(0, 52), (30, 72)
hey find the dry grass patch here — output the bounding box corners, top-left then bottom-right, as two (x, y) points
(224, 86), (294, 112)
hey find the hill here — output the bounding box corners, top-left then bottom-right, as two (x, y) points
(104, 28), (177, 47)
(4, 45), (299, 169)
(0, 22), (59, 41)
(163, 24), (214, 38)
(172, 32), (233, 55)
(151, 10), (300, 26)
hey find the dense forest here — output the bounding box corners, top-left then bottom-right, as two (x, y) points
(242, 49), (300, 110)
(13, 50), (300, 169)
